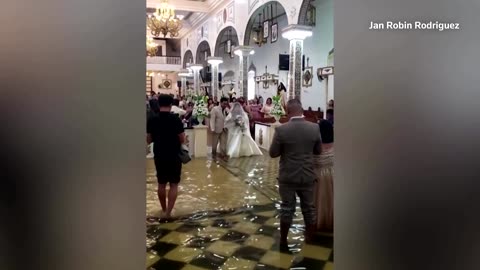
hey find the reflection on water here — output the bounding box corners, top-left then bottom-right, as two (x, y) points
(146, 157), (333, 270)
(147, 158), (271, 218)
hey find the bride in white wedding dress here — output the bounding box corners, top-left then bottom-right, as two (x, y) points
(224, 102), (263, 158)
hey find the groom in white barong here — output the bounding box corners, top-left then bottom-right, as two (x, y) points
(224, 102), (263, 158)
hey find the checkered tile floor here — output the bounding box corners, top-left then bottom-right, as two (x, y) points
(220, 153), (282, 202)
(147, 203), (333, 270)
(147, 152), (333, 269)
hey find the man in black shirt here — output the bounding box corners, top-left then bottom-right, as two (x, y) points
(147, 94), (186, 218)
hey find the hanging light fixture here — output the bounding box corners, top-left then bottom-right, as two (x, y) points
(252, 13), (264, 47)
(225, 29), (231, 54)
(147, 0), (183, 38)
(146, 36), (158, 56)
(306, 1), (316, 26)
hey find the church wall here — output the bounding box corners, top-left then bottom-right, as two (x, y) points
(302, 0), (334, 110)
(179, 0), (333, 109)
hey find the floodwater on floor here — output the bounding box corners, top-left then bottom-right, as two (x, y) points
(146, 158), (271, 218)
(146, 156), (333, 270)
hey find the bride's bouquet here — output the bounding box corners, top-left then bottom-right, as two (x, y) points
(234, 115), (246, 132)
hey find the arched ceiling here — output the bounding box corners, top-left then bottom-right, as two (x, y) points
(214, 26), (240, 57)
(195, 40), (212, 67)
(183, 50), (194, 68)
(243, 1), (287, 46)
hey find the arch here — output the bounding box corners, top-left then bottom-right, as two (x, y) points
(214, 24), (240, 52)
(197, 37), (209, 46)
(297, 0), (315, 25)
(220, 70), (236, 96)
(243, 1), (287, 46)
(183, 50), (194, 68)
(195, 40), (212, 67)
(223, 70), (235, 80)
(248, 62), (257, 73)
(214, 26), (240, 57)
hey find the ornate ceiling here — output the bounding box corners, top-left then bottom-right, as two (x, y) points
(146, 0), (227, 39)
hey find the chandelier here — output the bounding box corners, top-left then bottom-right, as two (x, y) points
(252, 13), (265, 47)
(146, 36), (158, 56)
(147, 0), (182, 38)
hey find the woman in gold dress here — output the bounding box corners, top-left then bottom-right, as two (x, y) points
(315, 119), (334, 231)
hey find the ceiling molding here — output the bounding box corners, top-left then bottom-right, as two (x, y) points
(188, 13), (208, 28)
(178, 0), (235, 40)
(208, 0), (229, 11)
(146, 0), (210, 13)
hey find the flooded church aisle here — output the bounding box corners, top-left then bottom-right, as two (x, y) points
(146, 156), (333, 270)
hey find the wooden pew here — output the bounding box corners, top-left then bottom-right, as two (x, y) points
(250, 105), (323, 124)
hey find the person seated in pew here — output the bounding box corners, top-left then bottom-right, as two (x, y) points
(260, 98), (274, 118)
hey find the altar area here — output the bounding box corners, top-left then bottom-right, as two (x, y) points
(146, 107), (323, 159)
(250, 105), (323, 151)
(254, 122), (277, 150)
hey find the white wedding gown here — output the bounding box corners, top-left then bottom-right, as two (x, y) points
(225, 112), (263, 158)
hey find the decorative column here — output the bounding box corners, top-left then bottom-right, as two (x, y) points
(281, 25), (313, 100)
(178, 69), (191, 97)
(233, 46), (255, 99)
(190, 64), (203, 96)
(207, 57), (223, 99)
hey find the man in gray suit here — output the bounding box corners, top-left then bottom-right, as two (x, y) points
(210, 97), (229, 160)
(269, 98), (322, 247)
